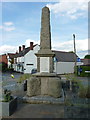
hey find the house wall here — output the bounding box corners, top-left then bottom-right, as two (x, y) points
(13, 64), (16, 71)
(13, 56), (24, 72)
(24, 45), (40, 73)
(7, 58), (11, 68)
(54, 62), (75, 74)
(13, 58), (17, 71)
(0, 55), (8, 64)
(17, 57), (24, 63)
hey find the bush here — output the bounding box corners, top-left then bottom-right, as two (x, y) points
(3, 89), (13, 102)
(78, 85), (90, 98)
(84, 55), (90, 59)
(17, 74), (31, 83)
(65, 74), (71, 81)
(6, 68), (14, 72)
(75, 65), (90, 77)
(86, 86), (90, 98)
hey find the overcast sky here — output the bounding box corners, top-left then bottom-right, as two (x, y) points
(0, 0), (89, 58)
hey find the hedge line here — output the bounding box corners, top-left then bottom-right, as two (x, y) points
(75, 65), (90, 77)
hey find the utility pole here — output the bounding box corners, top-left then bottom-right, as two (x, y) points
(73, 34), (77, 71)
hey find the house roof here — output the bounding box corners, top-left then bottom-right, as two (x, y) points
(0, 54), (6, 57)
(53, 50), (78, 62)
(13, 44), (38, 58)
(7, 53), (16, 59)
(11, 47), (78, 62)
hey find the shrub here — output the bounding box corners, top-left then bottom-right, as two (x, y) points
(84, 55), (90, 59)
(86, 86), (90, 98)
(75, 65), (90, 77)
(3, 89), (13, 102)
(65, 74), (71, 81)
(78, 85), (90, 98)
(17, 74), (31, 83)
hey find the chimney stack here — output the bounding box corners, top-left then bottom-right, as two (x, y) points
(16, 51), (18, 54)
(30, 42), (33, 50)
(19, 46), (21, 52)
(22, 45), (25, 50)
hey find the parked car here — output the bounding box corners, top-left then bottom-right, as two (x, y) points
(31, 68), (37, 74)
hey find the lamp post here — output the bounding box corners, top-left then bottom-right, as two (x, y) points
(73, 34), (77, 72)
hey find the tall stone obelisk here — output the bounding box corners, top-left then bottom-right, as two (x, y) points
(27, 6), (62, 99)
(36, 6), (55, 73)
(40, 6), (51, 50)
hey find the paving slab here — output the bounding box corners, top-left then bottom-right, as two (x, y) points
(7, 103), (64, 118)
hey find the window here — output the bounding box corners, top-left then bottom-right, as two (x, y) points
(26, 64), (33, 65)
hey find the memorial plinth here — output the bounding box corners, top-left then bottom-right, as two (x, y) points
(27, 73), (62, 98)
(25, 6), (63, 103)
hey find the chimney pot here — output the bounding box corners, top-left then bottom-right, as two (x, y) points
(19, 46), (21, 52)
(22, 45), (25, 50)
(30, 42), (33, 50)
(16, 51), (18, 54)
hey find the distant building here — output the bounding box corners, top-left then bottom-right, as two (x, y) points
(7, 53), (16, 68)
(53, 50), (78, 74)
(0, 54), (8, 65)
(0, 53), (16, 70)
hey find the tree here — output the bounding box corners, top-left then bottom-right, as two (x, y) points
(0, 62), (7, 72)
(84, 55), (90, 59)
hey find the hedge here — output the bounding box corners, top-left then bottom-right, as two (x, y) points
(75, 65), (90, 77)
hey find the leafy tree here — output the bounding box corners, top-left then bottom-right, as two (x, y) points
(84, 55), (90, 59)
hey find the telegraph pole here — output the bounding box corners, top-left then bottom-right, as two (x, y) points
(73, 34), (77, 70)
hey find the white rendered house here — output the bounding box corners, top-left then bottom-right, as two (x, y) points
(24, 44), (40, 73)
(13, 42), (40, 73)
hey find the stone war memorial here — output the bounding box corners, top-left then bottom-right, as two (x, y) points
(23, 6), (63, 104)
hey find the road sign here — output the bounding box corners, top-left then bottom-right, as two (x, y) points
(77, 58), (81, 62)
(53, 57), (58, 62)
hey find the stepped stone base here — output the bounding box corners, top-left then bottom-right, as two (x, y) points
(23, 95), (64, 105)
(27, 73), (62, 98)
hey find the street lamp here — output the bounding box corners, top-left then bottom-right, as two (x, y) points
(73, 34), (77, 72)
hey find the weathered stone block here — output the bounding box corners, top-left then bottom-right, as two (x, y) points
(27, 77), (41, 97)
(41, 77), (49, 95)
(48, 77), (62, 98)
(41, 76), (62, 98)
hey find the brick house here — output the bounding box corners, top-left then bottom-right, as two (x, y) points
(0, 54), (8, 65)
